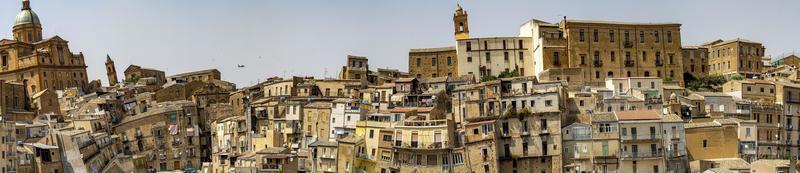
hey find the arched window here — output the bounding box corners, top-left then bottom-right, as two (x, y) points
(644, 71), (650, 77)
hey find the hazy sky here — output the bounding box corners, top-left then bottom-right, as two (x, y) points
(1, 0), (798, 87)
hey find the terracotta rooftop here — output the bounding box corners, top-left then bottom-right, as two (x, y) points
(615, 110), (660, 121)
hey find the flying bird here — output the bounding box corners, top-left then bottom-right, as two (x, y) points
(237, 64), (245, 68)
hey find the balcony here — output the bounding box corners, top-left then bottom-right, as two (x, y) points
(570, 133), (591, 140)
(624, 41), (633, 48)
(356, 152), (372, 160)
(260, 164), (281, 171)
(593, 60), (603, 67)
(625, 60), (635, 67)
(646, 97), (663, 104)
(655, 60), (664, 67)
(621, 133), (662, 142)
(665, 149), (685, 157)
(620, 151), (663, 160)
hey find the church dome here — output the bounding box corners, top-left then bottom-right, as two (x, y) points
(14, 0), (40, 27)
(14, 10), (40, 26)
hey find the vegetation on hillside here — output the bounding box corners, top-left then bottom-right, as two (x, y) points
(684, 73), (727, 91)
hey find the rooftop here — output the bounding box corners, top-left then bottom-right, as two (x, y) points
(615, 110), (660, 121)
(409, 46), (456, 53)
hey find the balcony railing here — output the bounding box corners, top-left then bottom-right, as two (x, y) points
(625, 60), (635, 67)
(570, 133), (592, 140)
(655, 60), (663, 66)
(593, 60), (603, 67)
(261, 164), (281, 171)
(621, 133), (662, 142)
(624, 41), (633, 48)
(620, 151), (663, 160)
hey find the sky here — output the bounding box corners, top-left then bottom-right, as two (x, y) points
(1, 0), (799, 87)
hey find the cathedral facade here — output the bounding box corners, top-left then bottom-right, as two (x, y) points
(0, 0), (89, 96)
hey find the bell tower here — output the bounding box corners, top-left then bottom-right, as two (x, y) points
(453, 4), (469, 40)
(105, 55), (119, 86)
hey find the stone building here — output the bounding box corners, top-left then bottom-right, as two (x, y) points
(522, 18), (684, 87)
(682, 46), (710, 77)
(123, 65), (166, 86)
(455, 37), (533, 78)
(167, 69), (221, 83)
(114, 101), (201, 172)
(408, 46), (458, 78)
(0, 0), (90, 96)
(703, 38), (766, 78)
(684, 118), (758, 163)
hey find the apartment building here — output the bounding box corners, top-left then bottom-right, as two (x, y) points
(114, 101), (201, 172)
(722, 79), (776, 102)
(616, 110), (688, 173)
(409, 46), (458, 78)
(521, 18), (684, 87)
(685, 118), (758, 165)
(309, 140), (338, 173)
(591, 112), (621, 173)
(682, 46), (710, 77)
(775, 80), (800, 160)
(703, 38), (766, 78)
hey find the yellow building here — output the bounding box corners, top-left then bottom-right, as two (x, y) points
(113, 101), (201, 172)
(704, 38), (766, 78)
(685, 119), (746, 162)
(591, 112), (621, 173)
(722, 79), (776, 102)
(408, 46), (458, 78)
(522, 18), (684, 87)
(682, 46), (710, 77)
(0, 0), (90, 96)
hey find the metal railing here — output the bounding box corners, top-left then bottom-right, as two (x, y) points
(621, 133), (662, 141)
(620, 150), (663, 160)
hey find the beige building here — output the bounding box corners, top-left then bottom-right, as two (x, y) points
(409, 46), (458, 78)
(750, 159), (799, 173)
(722, 79), (776, 102)
(591, 112), (621, 173)
(123, 65), (166, 86)
(167, 69), (221, 83)
(114, 101), (201, 172)
(0, 0), (90, 96)
(685, 118), (758, 164)
(616, 110), (688, 173)
(456, 37), (534, 78)
(522, 18), (684, 87)
(703, 38), (766, 78)
(682, 46), (710, 77)
(774, 80), (800, 160)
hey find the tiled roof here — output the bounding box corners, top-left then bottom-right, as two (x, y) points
(591, 112), (618, 122)
(615, 110), (660, 121)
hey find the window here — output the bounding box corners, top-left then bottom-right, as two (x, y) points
(667, 31), (672, 43)
(485, 52), (491, 62)
(518, 40), (523, 48)
(466, 42), (472, 51)
(609, 30), (615, 43)
(553, 52), (560, 65)
(639, 31), (644, 43)
(610, 51), (616, 62)
(580, 54), (586, 65)
(452, 153), (464, 164)
(416, 58), (421, 67)
(504, 52), (509, 62)
(545, 100), (553, 107)
(624, 31), (630, 43)
(447, 57), (452, 65)
(703, 140), (708, 148)
(519, 52), (524, 62)
(1, 52), (7, 67)
(654, 31), (659, 43)
(579, 29), (585, 42)
(467, 57), (472, 62)
(593, 29), (598, 42)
